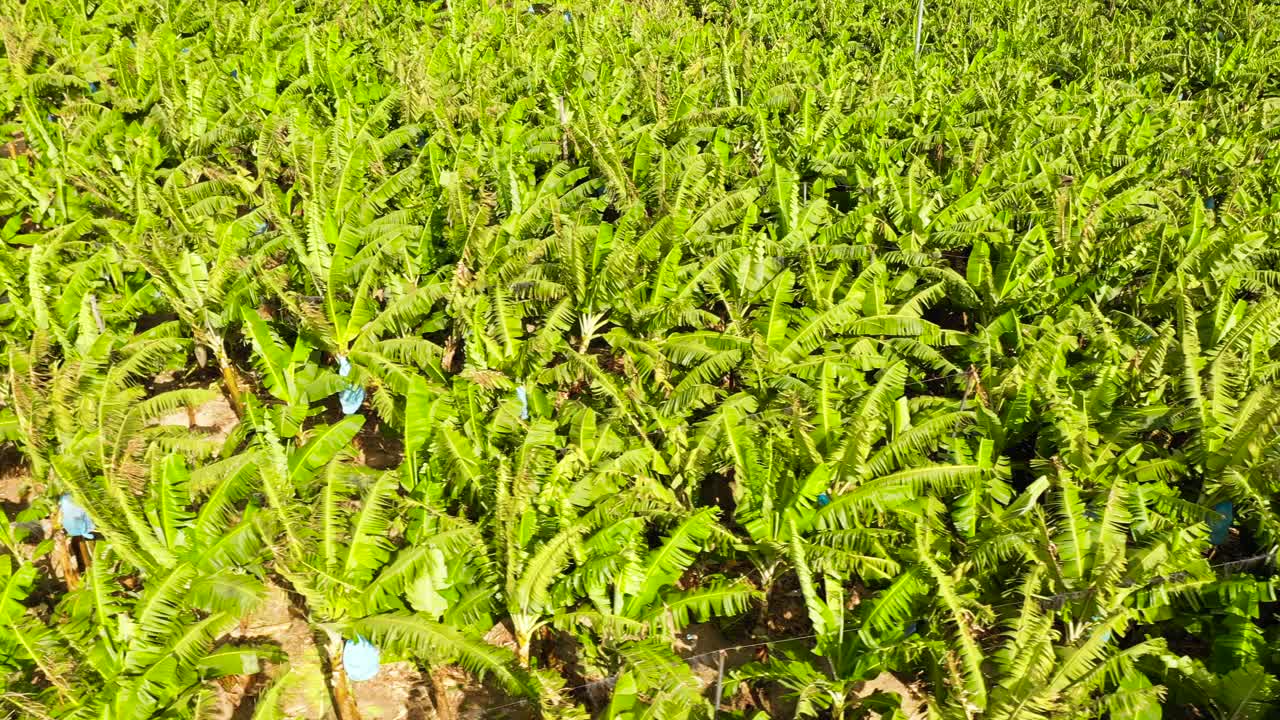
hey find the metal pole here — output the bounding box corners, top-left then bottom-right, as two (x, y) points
(712, 650), (727, 715)
(914, 0), (925, 59)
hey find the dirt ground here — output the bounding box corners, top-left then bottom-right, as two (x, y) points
(221, 584), (329, 719)
(0, 446), (30, 508)
(153, 385), (240, 446)
(353, 661), (428, 720)
(857, 672), (927, 719)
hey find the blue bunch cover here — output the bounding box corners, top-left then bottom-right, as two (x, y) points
(516, 385), (530, 420)
(339, 385), (365, 415)
(1209, 501), (1233, 546)
(343, 636), (380, 681)
(59, 495), (95, 538)
(817, 492), (831, 507)
(1090, 614), (1112, 642)
(336, 356), (363, 414)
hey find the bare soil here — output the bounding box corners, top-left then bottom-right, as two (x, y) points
(0, 445), (31, 511)
(352, 661), (428, 720)
(355, 418), (405, 470)
(759, 571), (811, 638)
(222, 583), (329, 719)
(154, 388), (240, 446)
(856, 672), (927, 719)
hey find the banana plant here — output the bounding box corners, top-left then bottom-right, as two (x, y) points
(967, 569), (1169, 720)
(239, 306), (343, 438)
(8, 320), (217, 573)
(557, 507), (757, 677)
(261, 96), (444, 421)
(729, 528), (913, 720)
(203, 404), (532, 719)
(600, 638), (714, 720)
(1169, 290), (1280, 545)
(114, 179), (264, 415)
(0, 446), (275, 720)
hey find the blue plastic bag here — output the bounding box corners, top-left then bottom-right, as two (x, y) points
(1210, 501), (1232, 546)
(343, 637), (380, 681)
(254, 220), (269, 236)
(339, 385), (365, 415)
(335, 356), (363, 414)
(1091, 614), (1112, 642)
(59, 495), (95, 539)
(88, 82), (99, 93)
(817, 492), (831, 507)
(516, 386), (530, 420)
